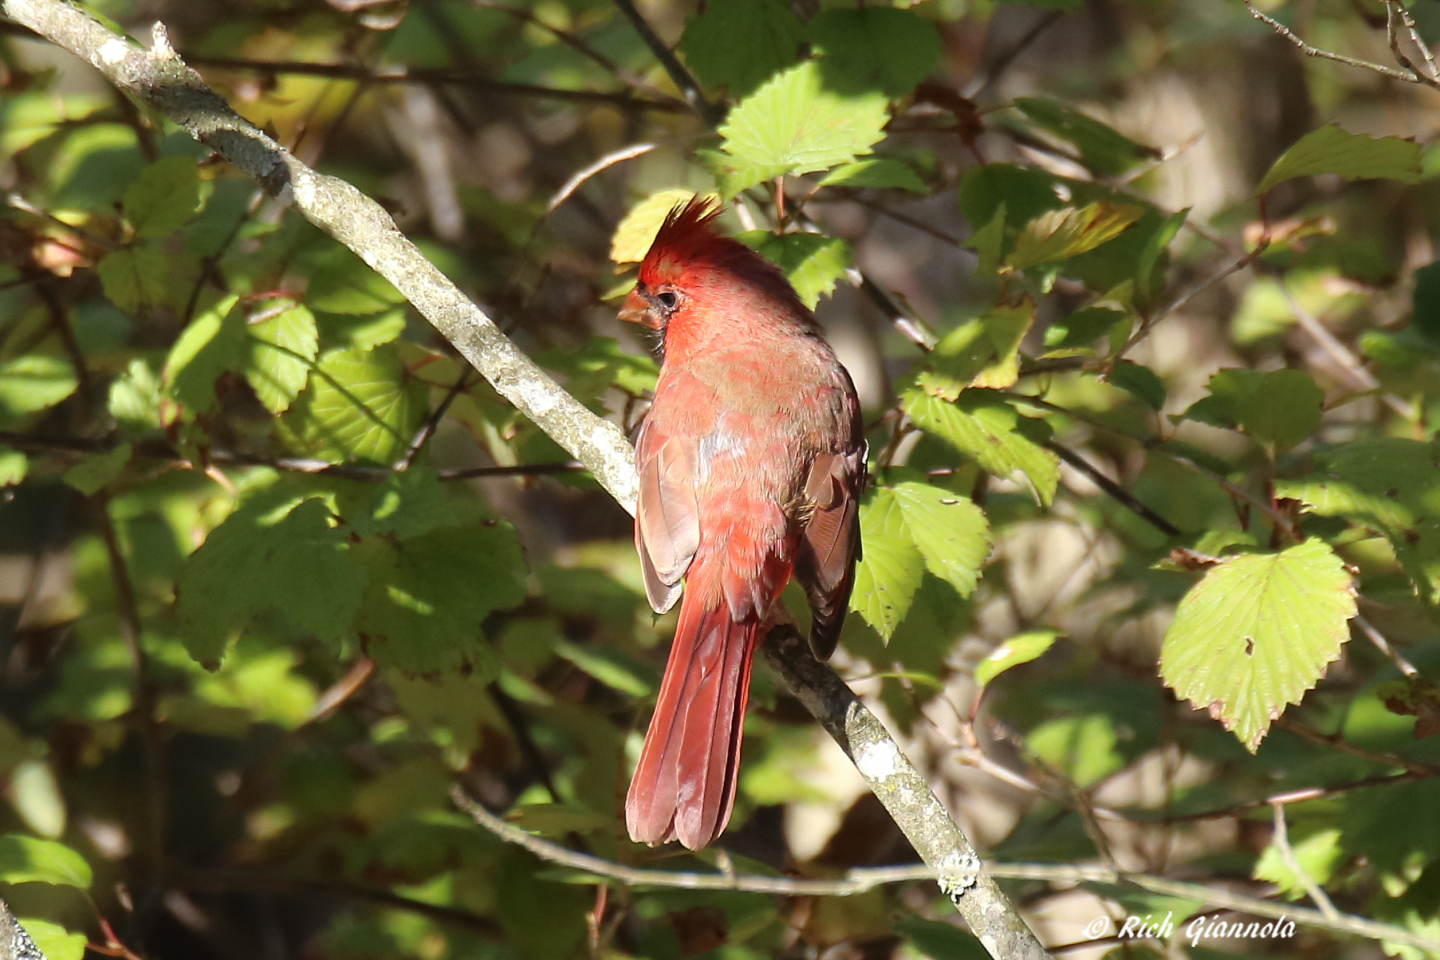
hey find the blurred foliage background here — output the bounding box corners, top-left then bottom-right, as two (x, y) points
(5, 0), (1440, 957)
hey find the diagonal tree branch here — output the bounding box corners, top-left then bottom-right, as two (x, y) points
(0, 3), (1046, 956)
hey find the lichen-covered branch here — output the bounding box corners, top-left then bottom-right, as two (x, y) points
(0, 900), (45, 960)
(761, 627), (1051, 960)
(0, 3), (1046, 955)
(1, 0), (638, 513)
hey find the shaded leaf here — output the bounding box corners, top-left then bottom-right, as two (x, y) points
(97, 246), (170, 313)
(162, 294), (245, 416)
(819, 158), (927, 192)
(736, 231), (851, 307)
(1014, 97), (1158, 177)
(123, 155), (200, 238)
(1257, 124), (1422, 195)
(246, 304), (318, 414)
(678, 0), (803, 97)
(808, 7), (942, 98)
(280, 347), (427, 464)
(62, 443), (131, 495)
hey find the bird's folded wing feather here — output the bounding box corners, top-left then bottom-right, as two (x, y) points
(635, 417), (700, 614)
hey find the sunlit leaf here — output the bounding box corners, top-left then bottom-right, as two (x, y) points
(609, 189), (714, 264)
(280, 347), (427, 464)
(819, 158), (927, 192)
(0, 447), (26, 486)
(1254, 827), (1345, 900)
(62, 442), (131, 495)
(975, 631), (1059, 689)
(17, 918), (87, 960)
(903, 389), (1059, 505)
(1160, 538), (1356, 751)
(246, 304), (318, 414)
(850, 488), (924, 641)
(0, 355), (77, 418)
(737, 231), (851, 307)
(1008, 201), (1145, 270)
(0, 834), (92, 888)
(162, 294), (245, 416)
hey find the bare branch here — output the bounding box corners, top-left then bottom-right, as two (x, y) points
(1269, 802), (1339, 921)
(1243, 0), (1426, 85)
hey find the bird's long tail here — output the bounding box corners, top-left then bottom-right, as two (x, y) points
(625, 587), (759, 850)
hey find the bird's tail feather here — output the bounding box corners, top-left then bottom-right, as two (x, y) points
(625, 595), (758, 850)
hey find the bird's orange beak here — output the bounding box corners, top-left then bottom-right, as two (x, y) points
(617, 287), (657, 328)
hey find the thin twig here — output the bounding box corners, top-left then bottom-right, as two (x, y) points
(1275, 717), (1440, 775)
(181, 55), (685, 111)
(1354, 615), (1421, 679)
(1269, 802), (1339, 921)
(1385, 0), (1440, 90)
(546, 142), (657, 214)
(1046, 440), (1181, 537)
(450, 786), (1440, 952)
(608, 0), (722, 124)
(964, 11), (1064, 99)
(1117, 239), (1269, 361)
(1244, 0), (1423, 84)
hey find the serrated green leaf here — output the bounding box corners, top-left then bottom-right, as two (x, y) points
(903, 389), (1059, 505)
(355, 524), (526, 674)
(107, 358), (162, 432)
(123, 155), (200, 238)
(1257, 124), (1422, 195)
(609, 189), (713, 264)
(97, 246), (170, 313)
(163, 294), (245, 415)
(1008, 201), (1145, 270)
(889, 481), (990, 595)
(340, 467), (454, 540)
(281, 347), (427, 464)
(62, 443), (131, 495)
(177, 496), (366, 665)
(964, 202), (1006, 277)
(317, 309), (407, 350)
(1254, 827), (1345, 899)
(975, 630), (1059, 689)
(1044, 305), (1127, 350)
(850, 488), (925, 641)
(0, 834), (92, 888)
(1181, 368), (1322, 452)
(809, 7), (942, 98)
(1014, 97), (1158, 178)
(246, 304), (318, 414)
(718, 61), (889, 194)
(736, 231), (851, 307)
(0, 447), (26, 486)
(1160, 538), (1355, 751)
(18, 918), (87, 960)
(677, 0), (803, 97)
(307, 256), (405, 315)
(0, 355), (77, 418)
(819, 158), (927, 192)
(919, 301), (1035, 398)
(1107, 360), (1166, 410)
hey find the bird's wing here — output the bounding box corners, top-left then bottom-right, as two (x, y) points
(635, 414), (700, 614)
(795, 442), (867, 660)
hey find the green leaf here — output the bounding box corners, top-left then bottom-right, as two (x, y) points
(107, 358), (162, 432)
(895, 916), (988, 960)
(123, 155), (200, 238)
(1108, 360), (1166, 410)
(162, 294), (246, 415)
(1257, 124), (1423, 195)
(736, 231), (851, 307)
(1412, 259), (1440, 346)
(718, 60), (890, 195)
(340, 467), (454, 540)
(1014, 97), (1158, 178)
(808, 7), (942, 98)
(1008, 201), (1145, 270)
(850, 487), (925, 641)
(964, 202), (1006, 277)
(1029, 712), (1122, 786)
(97, 246), (170, 313)
(849, 482), (989, 641)
(819, 158), (927, 193)
(677, 0), (803, 97)
(609, 189), (711, 264)
(1044, 305), (1127, 350)
(890, 481), (991, 596)
(1254, 827), (1345, 899)
(553, 640), (652, 697)
(62, 443), (132, 495)
(246, 304), (318, 414)
(0, 834), (92, 888)
(975, 630), (1059, 689)
(16, 919), (87, 960)
(177, 496), (366, 666)
(355, 524), (526, 674)
(1160, 538), (1356, 751)
(0, 355), (77, 418)
(307, 255), (405, 315)
(281, 347), (427, 464)
(317, 309), (407, 351)
(903, 389), (1059, 505)
(0, 447), (26, 486)
(919, 302), (1035, 399)
(1181, 368), (1323, 452)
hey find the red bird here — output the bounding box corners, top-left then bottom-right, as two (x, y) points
(618, 198), (866, 849)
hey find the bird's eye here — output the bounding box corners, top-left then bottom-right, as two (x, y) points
(654, 290), (679, 312)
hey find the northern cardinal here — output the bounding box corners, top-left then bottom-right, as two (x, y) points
(618, 198), (866, 849)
